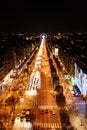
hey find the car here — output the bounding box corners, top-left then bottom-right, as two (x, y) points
(45, 109), (49, 113)
(16, 115), (20, 120)
(25, 109), (31, 120)
(26, 117), (30, 122)
(12, 118), (15, 123)
(20, 114), (24, 121)
(26, 108), (31, 111)
(40, 109), (44, 114)
(22, 109), (26, 115)
(36, 125), (40, 130)
(52, 110), (56, 115)
(35, 103), (38, 107)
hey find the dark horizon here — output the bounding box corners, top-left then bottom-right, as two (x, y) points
(0, 1), (87, 33)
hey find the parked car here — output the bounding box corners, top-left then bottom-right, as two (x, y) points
(52, 110), (56, 115)
(40, 109), (44, 114)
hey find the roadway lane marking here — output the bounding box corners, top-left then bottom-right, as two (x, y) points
(39, 105), (58, 109)
(34, 122), (61, 128)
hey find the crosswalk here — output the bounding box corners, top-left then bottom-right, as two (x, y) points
(34, 122), (61, 129)
(12, 118), (33, 130)
(39, 105), (58, 110)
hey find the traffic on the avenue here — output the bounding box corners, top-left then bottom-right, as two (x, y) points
(0, 33), (87, 130)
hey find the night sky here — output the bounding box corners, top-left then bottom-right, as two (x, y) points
(0, 1), (87, 33)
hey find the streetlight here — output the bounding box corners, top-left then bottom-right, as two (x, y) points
(80, 115), (84, 126)
(80, 117), (83, 126)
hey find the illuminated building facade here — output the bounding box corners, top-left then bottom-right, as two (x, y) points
(0, 51), (16, 82)
(58, 49), (87, 97)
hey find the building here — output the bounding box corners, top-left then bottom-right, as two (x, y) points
(0, 51), (16, 83)
(51, 32), (87, 97)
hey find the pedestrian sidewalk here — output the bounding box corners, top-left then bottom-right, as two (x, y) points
(66, 96), (87, 130)
(69, 112), (87, 130)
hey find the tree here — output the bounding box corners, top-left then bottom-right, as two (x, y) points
(56, 93), (65, 105)
(55, 84), (63, 93)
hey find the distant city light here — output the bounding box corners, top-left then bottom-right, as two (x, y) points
(40, 33), (47, 39)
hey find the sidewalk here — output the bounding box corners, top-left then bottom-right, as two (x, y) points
(66, 96), (87, 130)
(61, 73), (87, 130)
(49, 55), (87, 130)
(69, 113), (87, 130)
